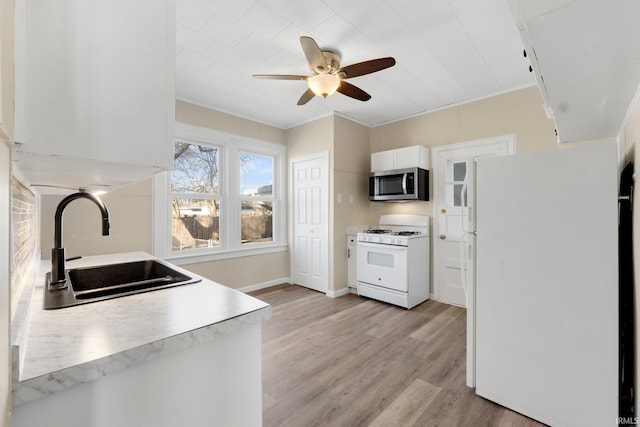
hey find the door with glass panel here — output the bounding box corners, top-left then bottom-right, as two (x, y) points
(432, 137), (514, 307)
(437, 157), (470, 307)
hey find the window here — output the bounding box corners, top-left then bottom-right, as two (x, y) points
(154, 123), (286, 263)
(171, 142), (221, 251)
(447, 160), (468, 207)
(240, 152), (273, 245)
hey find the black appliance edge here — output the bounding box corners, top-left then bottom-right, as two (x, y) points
(619, 161), (634, 418)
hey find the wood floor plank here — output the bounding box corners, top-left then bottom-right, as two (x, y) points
(369, 378), (441, 427)
(250, 285), (547, 427)
(410, 304), (465, 343)
(415, 309), (467, 388)
(497, 408), (549, 427)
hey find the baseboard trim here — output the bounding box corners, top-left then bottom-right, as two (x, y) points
(237, 278), (291, 294)
(326, 287), (351, 298)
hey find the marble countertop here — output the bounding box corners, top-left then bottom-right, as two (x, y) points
(12, 251), (271, 406)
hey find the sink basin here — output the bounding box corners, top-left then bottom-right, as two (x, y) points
(43, 259), (202, 309)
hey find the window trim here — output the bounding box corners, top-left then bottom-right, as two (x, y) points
(153, 122), (287, 264)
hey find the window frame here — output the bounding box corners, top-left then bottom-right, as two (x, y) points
(153, 122), (287, 265)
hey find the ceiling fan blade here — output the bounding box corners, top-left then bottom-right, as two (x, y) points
(252, 74), (308, 80)
(297, 88), (316, 105)
(300, 36), (327, 73)
(337, 81), (371, 102)
(338, 57), (396, 79)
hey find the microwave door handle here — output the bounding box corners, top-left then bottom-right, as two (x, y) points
(402, 173), (408, 194)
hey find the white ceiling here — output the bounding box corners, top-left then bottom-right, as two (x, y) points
(176, 0), (536, 129)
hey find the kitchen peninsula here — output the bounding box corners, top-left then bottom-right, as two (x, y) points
(11, 252), (270, 427)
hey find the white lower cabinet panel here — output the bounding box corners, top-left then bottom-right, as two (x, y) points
(13, 323), (263, 427)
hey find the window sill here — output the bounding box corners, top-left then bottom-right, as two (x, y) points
(160, 244), (289, 266)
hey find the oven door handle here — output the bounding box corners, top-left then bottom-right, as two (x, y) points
(357, 241), (408, 251)
(402, 173), (408, 195)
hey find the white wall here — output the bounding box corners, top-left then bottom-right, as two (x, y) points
(285, 114), (371, 293)
(39, 101), (291, 291)
(40, 179), (153, 259)
(0, 131), (11, 427)
(0, 0), (13, 422)
(332, 116), (370, 292)
(368, 86), (558, 224)
(0, 0), (13, 139)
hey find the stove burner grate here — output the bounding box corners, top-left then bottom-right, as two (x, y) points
(364, 229), (392, 234)
(393, 231), (421, 236)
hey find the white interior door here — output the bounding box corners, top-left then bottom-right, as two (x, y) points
(436, 158), (469, 307)
(433, 136), (515, 307)
(291, 154), (328, 293)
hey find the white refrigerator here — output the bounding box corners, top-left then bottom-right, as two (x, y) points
(470, 142), (619, 426)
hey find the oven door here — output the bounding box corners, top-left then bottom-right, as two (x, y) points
(357, 241), (408, 292)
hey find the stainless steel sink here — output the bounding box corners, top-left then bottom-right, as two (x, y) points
(43, 259), (202, 309)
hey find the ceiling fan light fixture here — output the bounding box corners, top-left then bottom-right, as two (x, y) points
(307, 73), (340, 98)
(253, 36), (395, 104)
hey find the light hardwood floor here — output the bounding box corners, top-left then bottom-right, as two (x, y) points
(250, 284), (546, 427)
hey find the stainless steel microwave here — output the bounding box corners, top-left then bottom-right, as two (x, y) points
(369, 167), (429, 201)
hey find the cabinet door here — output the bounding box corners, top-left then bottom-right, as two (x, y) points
(15, 0), (175, 170)
(394, 146), (419, 169)
(371, 151), (395, 172)
(372, 146), (430, 172)
(395, 146), (430, 170)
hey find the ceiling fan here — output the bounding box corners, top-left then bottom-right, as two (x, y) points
(253, 36), (396, 105)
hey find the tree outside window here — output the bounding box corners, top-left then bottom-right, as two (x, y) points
(170, 143), (277, 251)
(171, 142), (220, 251)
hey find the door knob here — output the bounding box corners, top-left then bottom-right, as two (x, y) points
(441, 208), (447, 214)
(439, 234), (446, 240)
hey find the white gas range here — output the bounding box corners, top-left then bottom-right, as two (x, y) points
(356, 214), (430, 309)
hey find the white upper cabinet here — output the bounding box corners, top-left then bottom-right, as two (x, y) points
(509, 0), (640, 143)
(371, 145), (430, 172)
(13, 0), (175, 193)
(371, 150), (395, 172)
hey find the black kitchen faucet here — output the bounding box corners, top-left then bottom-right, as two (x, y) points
(49, 191), (110, 288)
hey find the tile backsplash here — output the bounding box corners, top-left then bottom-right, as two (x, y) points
(10, 177), (37, 319)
